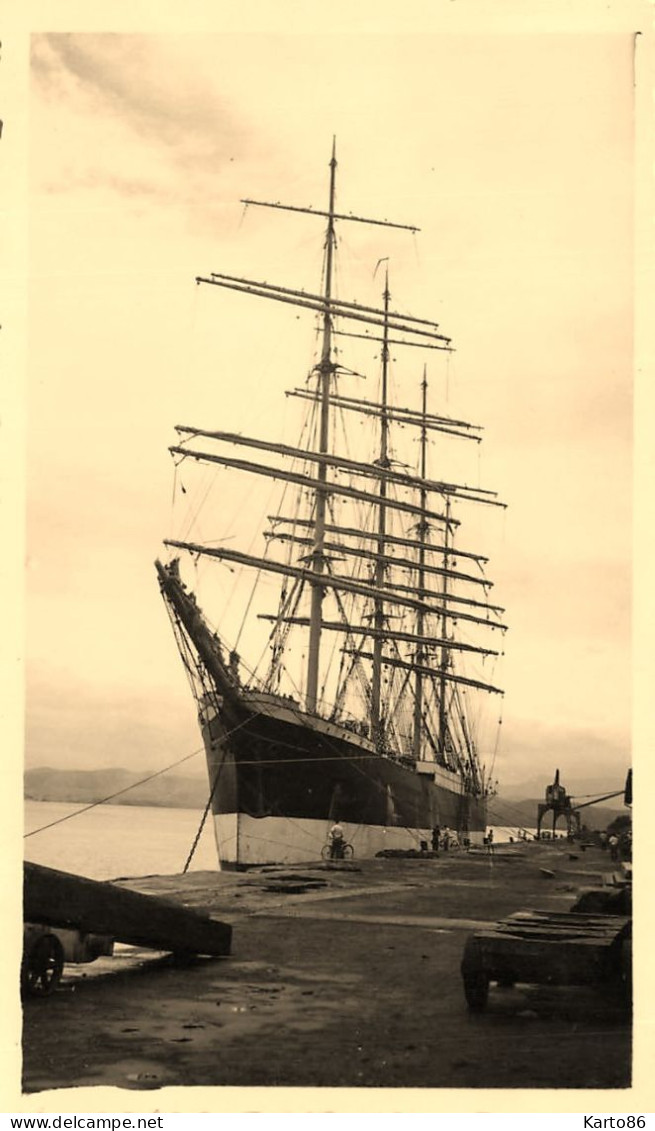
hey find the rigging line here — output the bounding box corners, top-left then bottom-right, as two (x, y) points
(484, 795), (540, 825)
(234, 564), (264, 655)
(234, 813), (322, 852)
(266, 452), (306, 544)
(183, 738), (225, 873)
(259, 791), (346, 848)
(188, 722), (400, 772)
(411, 227), (420, 271)
(234, 471), (285, 656)
(177, 464), (214, 547)
(222, 697), (447, 848)
(484, 803), (528, 830)
(249, 578), (296, 685)
(332, 633), (351, 713)
(318, 559), (359, 705)
(319, 618), (341, 706)
(484, 808), (535, 836)
(570, 789), (627, 800)
(216, 621), (470, 838)
(207, 598), (296, 711)
(332, 581), (374, 712)
(487, 701), (503, 783)
(380, 631), (407, 727)
(170, 580), (483, 827)
(202, 605), (305, 709)
(183, 705), (278, 871)
(266, 577), (305, 687)
(165, 599), (216, 709)
(244, 737), (420, 854)
(24, 747), (205, 839)
(386, 669), (413, 748)
(171, 462), (179, 513)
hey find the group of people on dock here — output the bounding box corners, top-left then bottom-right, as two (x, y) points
(326, 822), (463, 859)
(326, 820), (632, 861)
(431, 825), (458, 853)
(599, 828), (631, 862)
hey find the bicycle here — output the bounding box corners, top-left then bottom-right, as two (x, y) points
(321, 840), (354, 861)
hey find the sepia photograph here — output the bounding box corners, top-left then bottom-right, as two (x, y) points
(6, 4), (647, 1110)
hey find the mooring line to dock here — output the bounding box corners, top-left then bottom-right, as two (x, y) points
(24, 747), (205, 839)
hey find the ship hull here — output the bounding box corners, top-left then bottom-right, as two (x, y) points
(200, 690), (487, 868)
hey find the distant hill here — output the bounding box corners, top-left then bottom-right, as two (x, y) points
(24, 767), (627, 829)
(24, 767), (209, 810)
(490, 795), (625, 833)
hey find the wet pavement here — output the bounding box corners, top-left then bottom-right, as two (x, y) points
(22, 841), (632, 1093)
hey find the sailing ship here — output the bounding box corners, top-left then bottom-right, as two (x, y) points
(156, 146), (506, 869)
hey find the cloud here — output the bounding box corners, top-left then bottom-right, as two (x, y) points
(24, 32), (634, 794)
(25, 665), (201, 772)
(30, 34), (250, 207)
(493, 716), (630, 795)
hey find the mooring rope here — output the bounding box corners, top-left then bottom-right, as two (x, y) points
(24, 747), (205, 839)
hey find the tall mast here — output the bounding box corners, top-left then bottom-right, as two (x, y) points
(438, 496), (453, 759)
(412, 368), (429, 761)
(192, 155), (451, 715)
(306, 140), (337, 713)
(370, 267), (391, 746)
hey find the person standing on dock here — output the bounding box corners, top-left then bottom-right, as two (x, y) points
(329, 821), (346, 859)
(431, 825), (441, 854)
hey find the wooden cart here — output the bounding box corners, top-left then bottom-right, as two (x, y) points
(21, 922), (114, 997)
(23, 862), (232, 997)
(461, 909), (631, 1011)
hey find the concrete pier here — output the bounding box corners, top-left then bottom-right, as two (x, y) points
(22, 840), (631, 1092)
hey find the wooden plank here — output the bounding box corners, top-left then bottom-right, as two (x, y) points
(507, 910), (630, 926)
(474, 932), (620, 985)
(497, 918), (628, 935)
(24, 862), (232, 957)
(474, 931), (619, 949)
(502, 916), (627, 932)
(502, 917), (629, 938)
(493, 927), (624, 945)
(469, 901), (630, 988)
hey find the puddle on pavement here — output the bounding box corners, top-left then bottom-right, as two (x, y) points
(97, 959), (363, 1058)
(29, 1058), (181, 1093)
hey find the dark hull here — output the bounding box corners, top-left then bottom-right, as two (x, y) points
(154, 560), (488, 869)
(200, 691), (487, 867)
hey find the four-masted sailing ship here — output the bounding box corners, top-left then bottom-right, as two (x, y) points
(156, 146), (506, 868)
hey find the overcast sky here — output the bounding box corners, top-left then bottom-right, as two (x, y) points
(22, 26), (636, 797)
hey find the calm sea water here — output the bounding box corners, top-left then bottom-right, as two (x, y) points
(24, 800), (219, 881)
(24, 801), (539, 880)
(488, 826), (538, 844)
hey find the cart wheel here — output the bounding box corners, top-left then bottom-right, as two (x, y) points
(321, 844), (331, 861)
(21, 933), (64, 998)
(463, 970), (489, 1011)
(342, 843), (354, 859)
(461, 937), (489, 1012)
